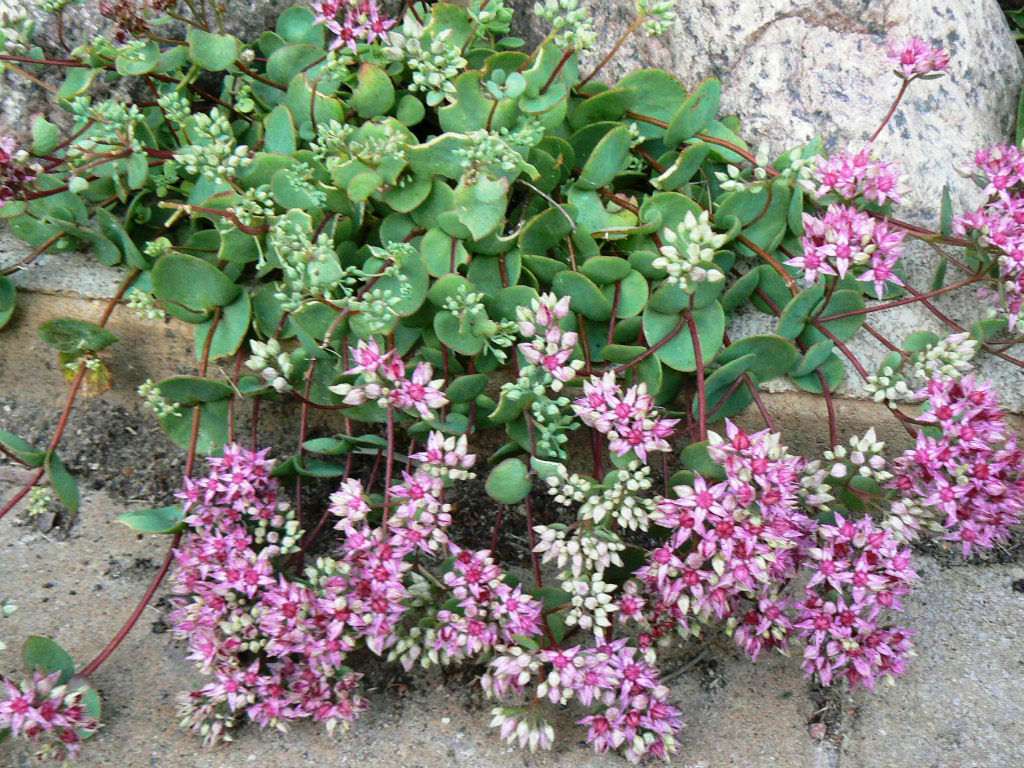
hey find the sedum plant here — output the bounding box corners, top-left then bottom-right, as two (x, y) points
(0, 1), (1022, 763)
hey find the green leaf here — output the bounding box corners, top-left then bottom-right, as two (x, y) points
(0, 275), (15, 330)
(447, 373), (489, 403)
(581, 256), (631, 285)
(38, 318), (117, 355)
(0, 430), (45, 467)
(23, 636), (76, 684)
(434, 311), (485, 355)
(970, 317), (1008, 343)
(277, 5), (325, 45)
(576, 125), (631, 191)
(158, 399), (230, 455)
(352, 63), (395, 118)
(939, 184), (953, 238)
(616, 68), (685, 139)
(809, 289), (865, 342)
(1017, 85), (1024, 147)
(428, 273), (474, 307)
(903, 331), (939, 353)
(157, 376), (233, 405)
(552, 271), (612, 321)
(716, 334), (799, 381)
(720, 268), (760, 313)
(665, 78), (721, 147)
(653, 143), (710, 190)
(194, 291), (251, 361)
(152, 253), (240, 315)
(45, 451), (79, 513)
(187, 28), (240, 72)
(303, 437), (349, 455)
(606, 270), (648, 318)
(115, 40), (160, 76)
(57, 68), (96, 101)
(295, 456), (348, 478)
(777, 284), (825, 339)
(485, 458), (532, 504)
(396, 94), (426, 126)
(791, 354), (846, 394)
(422, 229), (469, 276)
(791, 339), (835, 378)
(519, 204), (576, 255)
(264, 105), (297, 154)
(642, 302), (725, 372)
(679, 441), (725, 481)
(117, 505), (184, 534)
(448, 176), (508, 241)
(31, 117), (60, 156)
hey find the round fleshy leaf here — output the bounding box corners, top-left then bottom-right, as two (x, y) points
(643, 302), (725, 373)
(485, 458), (532, 504)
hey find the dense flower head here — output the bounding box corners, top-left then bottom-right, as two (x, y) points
(629, 421), (812, 647)
(435, 546), (543, 661)
(484, 640), (682, 763)
(0, 671), (100, 762)
(573, 372), (678, 462)
(170, 445), (369, 744)
(329, 340), (447, 419)
(889, 377), (1024, 555)
(954, 145), (1024, 331)
(886, 36), (950, 80)
(796, 513), (916, 690)
(0, 135), (36, 205)
(312, 0), (395, 51)
(515, 293), (583, 390)
(790, 203), (906, 297)
(814, 147), (905, 206)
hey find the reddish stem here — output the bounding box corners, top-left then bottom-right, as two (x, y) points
(79, 532), (181, 678)
(869, 79), (910, 144)
(686, 303), (707, 441)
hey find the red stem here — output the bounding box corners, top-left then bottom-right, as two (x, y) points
(686, 303), (707, 441)
(869, 79), (910, 144)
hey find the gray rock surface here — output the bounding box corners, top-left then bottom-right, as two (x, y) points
(844, 560), (1024, 768)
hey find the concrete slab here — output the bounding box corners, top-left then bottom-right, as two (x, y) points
(842, 560), (1024, 768)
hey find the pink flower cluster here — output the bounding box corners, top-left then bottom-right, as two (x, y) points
(886, 37), (950, 80)
(890, 376), (1024, 555)
(170, 445), (369, 743)
(170, 433), (541, 746)
(330, 447), (542, 666)
(796, 514), (916, 689)
(954, 145), (1024, 330)
(312, 0), (395, 52)
(330, 340), (447, 418)
(814, 147), (904, 206)
(0, 136), (36, 205)
(573, 372), (678, 461)
(789, 203), (906, 298)
(625, 421), (811, 655)
(435, 546), (543, 661)
(485, 640), (682, 763)
(516, 293), (581, 389)
(622, 420), (918, 691)
(0, 671), (99, 762)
